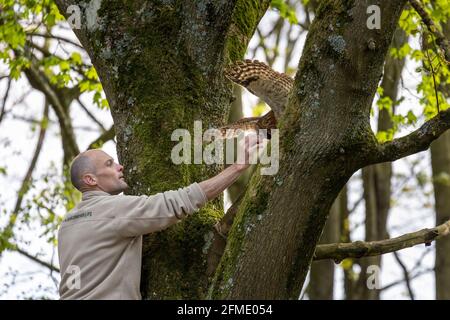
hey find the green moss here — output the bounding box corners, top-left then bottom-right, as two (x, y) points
(208, 170), (271, 299)
(85, 0), (272, 300)
(225, 0), (271, 62)
(141, 202), (223, 299)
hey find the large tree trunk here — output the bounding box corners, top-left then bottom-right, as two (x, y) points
(352, 27), (407, 300)
(431, 132), (450, 300)
(55, 0), (271, 299)
(209, 0), (408, 299)
(55, 0), (411, 300)
(430, 18), (450, 301)
(307, 191), (341, 300)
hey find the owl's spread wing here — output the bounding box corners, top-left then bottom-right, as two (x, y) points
(224, 59), (294, 118)
(210, 60), (290, 140)
(204, 111), (277, 140)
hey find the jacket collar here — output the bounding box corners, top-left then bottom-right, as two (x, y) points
(82, 190), (111, 201)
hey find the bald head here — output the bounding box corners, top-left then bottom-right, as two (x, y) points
(70, 151), (98, 191)
(70, 149), (128, 194)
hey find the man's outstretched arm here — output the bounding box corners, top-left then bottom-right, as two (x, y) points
(199, 133), (260, 201)
(113, 134), (261, 237)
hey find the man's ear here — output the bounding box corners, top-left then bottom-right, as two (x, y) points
(83, 174), (97, 187)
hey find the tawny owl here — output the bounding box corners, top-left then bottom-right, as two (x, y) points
(216, 59), (294, 139)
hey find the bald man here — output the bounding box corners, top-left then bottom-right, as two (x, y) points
(58, 135), (260, 300)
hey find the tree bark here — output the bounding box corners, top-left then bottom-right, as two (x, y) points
(54, 0), (271, 299)
(209, 0), (408, 299)
(431, 132), (450, 300)
(54, 0), (449, 300)
(430, 17), (450, 300)
(352, 27), (407, 300)
(307, 191), (341, 300)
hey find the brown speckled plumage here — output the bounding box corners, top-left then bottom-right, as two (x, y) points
(216, 60), (293, 139)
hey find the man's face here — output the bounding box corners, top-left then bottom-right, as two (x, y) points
(89, 151), (128, 195)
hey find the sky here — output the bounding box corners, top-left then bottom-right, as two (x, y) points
(0, 7), (440, 299)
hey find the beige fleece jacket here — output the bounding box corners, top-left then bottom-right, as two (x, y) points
(57, 183), (207, 300)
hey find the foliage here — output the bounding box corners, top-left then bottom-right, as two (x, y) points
(0, 0), (108, 109)
(375, 0), (450, 143)
(270, 0), (298, 25)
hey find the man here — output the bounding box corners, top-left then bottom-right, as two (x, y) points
(58, 134), (260, 299)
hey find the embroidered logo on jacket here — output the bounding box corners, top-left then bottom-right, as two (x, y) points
(63, 211), (93, 222)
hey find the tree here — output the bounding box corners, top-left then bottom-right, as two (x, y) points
(430, 14), (450, 300)
(2, 0), (450, 299)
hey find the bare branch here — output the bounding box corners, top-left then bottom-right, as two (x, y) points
(409, 0), (450, 63)
(76, 98), (107, 132)
(380, 268), (432, 292)
(86, 125), (115, 150)
(206, 190), (246, 276)
(373, 109), (450, 164)
(314, 219), (450, 262)
(27, 32), (84, 50)
(12, 244), (60, 273)
(1, 102), (48, 249)
(392, 251), (415, 300)
(0, 77), (12, 125)
(24, 59), (80, 162)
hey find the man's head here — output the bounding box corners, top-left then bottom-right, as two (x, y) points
(70, 149), (128, 195)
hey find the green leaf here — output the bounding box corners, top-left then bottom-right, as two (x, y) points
(406, 110), (417, 124)
(59, 60), (70, 71)
(70, 52), (82, 65)
(270, 0), (298, 25)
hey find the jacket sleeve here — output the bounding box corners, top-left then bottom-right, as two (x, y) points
(113, 183), (208, 237)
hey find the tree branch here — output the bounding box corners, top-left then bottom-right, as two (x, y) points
(0, 102), (48, 250)
(24, 59), (80, 162)
(76, 98), (107, 132)
(86, 125), (115, 150)
(12, 244), (60, 273)
(206, 190), (246, 277)
(373, 109), (450, 164)
(409, 0), (450, 63)
(314, 219), (450, 262)
(392, 251), (415, 300)
(27, 32), (84, 50)
(0, 77), (12, 125)
(380, 268), (432, 292)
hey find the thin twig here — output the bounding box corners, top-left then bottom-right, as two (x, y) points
(1, 102), (49, 245)
(27, 32), (84, 50)
(76, 98), (107, 132)
(0, 77), (12, 125)
(392, 251), (415, 300)
(13, 245), (60, 273)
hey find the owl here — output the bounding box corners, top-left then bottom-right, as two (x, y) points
(216, 59), (294, 139)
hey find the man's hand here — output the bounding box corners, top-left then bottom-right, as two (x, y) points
(198, 132), (263, 201)
(234, 132), (262, 172)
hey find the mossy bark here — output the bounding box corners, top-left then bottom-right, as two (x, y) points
(209, 0), (408, 299)
(431, 18), (450, 301)
(54, 0), (411, 300)
(55, 0), (270, 299)
(351, 27), (407, 300)
(307, 195), (341, 300)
